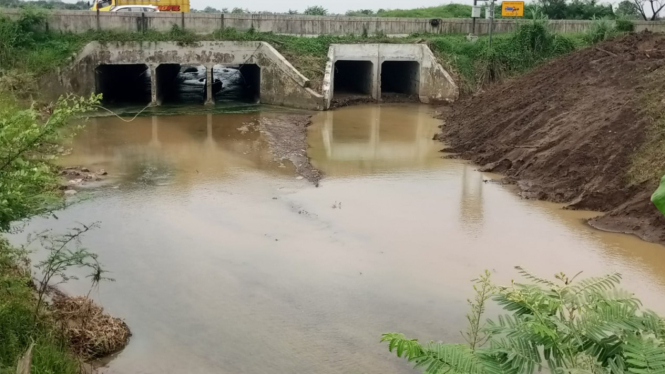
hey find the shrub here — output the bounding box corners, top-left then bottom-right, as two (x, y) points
(383, 267), (665, 374)
(615, 18), (635, 32)
(584, 17), (616, 44)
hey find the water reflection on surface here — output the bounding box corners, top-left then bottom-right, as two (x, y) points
(11, 104), (665, 374)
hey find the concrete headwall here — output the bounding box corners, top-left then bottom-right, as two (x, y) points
(322, 44), (458, 109)
(41, 40), (323, 110)
(3, 9), (665, 35)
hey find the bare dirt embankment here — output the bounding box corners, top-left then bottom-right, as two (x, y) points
(440, 32), (665, 244)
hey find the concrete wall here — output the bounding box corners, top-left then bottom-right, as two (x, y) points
(3, 9), (665, 35)
(322, 44), (458, 108)
(42, 40), (323, 110)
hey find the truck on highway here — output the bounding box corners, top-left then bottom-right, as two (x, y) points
(90, 0), (190, 12)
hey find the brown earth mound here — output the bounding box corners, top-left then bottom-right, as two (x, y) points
(440, 32), (665, 244)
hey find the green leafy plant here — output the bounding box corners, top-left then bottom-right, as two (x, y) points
(615, 18), (635, 32)
(584, 17), (616, 44)
(303, 5), (328, 15)
(32, 223), (111, 319)
(652, 175), (665, 216)
(383, 267), (665, 374)
(0, 94), (101, 231)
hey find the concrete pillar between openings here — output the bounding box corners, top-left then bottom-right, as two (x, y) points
(371, 58), (380, 100)
(150, 65), (159, 106)
(205, 65), (214, 106)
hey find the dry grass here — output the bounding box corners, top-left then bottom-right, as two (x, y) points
(52, 295), (131, 360)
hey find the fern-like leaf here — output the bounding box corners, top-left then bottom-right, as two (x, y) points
(414, 343), (484, 374)
(381, 333), (424, 360)
(514, 266), (556, 287)
(624, 337), (665, 374)
(569, 273), (622, 298)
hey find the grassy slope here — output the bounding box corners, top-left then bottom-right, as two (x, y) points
(0, 239), (80, 374)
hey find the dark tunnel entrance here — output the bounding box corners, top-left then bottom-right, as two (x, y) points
(380, 61), (420, 99)
(213, 64), (261, 104)
(96, 64), (151, 105)
(333, 60), (373, 99)
(156, 64), (207, 104)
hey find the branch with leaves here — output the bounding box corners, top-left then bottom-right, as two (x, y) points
(383, 267), (665, 374)
(0, 93), (101, 232)
(31, 222), (112, 320)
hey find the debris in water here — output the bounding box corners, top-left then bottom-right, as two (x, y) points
(52, 295), (131, 360)
(296, 176), (304, 180)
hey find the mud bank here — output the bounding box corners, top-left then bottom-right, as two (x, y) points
(259, 115), (322, 186)
(439, 32), (665, 245)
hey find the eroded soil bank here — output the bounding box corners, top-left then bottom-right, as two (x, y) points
(439, 32), (665, 244)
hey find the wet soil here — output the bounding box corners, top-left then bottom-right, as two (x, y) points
(259, 114), (322, 186)
(439, 32), (665, 245)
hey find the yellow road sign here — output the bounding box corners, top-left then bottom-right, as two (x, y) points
(501, 1), (524, 17)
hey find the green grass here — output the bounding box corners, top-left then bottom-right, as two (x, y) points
(0, 239), (80, 374)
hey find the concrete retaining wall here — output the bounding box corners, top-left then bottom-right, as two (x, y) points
(322, 44), (458, 108)
(3, 9), (665, 35)
(41, 40), (323, 110)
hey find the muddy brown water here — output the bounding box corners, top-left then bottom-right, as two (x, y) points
(13, 104), (665, 374)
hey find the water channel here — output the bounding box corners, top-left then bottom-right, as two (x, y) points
(13, 104), (665, 374)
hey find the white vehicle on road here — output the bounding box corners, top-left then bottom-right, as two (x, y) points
(110, 5), (158, 12)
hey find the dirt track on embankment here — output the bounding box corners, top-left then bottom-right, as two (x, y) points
(439, 32), (665, 245)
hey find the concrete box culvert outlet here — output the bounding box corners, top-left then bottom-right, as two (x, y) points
(47, 41), (324, 111)
(323, 44), (459, 109)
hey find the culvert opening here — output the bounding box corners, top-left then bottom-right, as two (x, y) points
(156, 64), (207, 104)
(333, 60), (373, 99)
(96, 64), (151, 105)
(213, 64), (261, 103)
(380, 61), (420, 99)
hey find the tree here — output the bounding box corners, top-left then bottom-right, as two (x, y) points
(288, 9), (299, 14)
(202, 6), (221, 13)
(303, 5), (327, 15)
(616, 0), (642, 17)
(383, 267), (665, 374)
(0, 94), (100, 232)
(632, 0), (665, 19)
(346, 9), (375, 16)
(230, 7), (246, 14)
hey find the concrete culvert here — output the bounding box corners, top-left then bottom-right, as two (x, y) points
(95, 64), (151, 105)
(333, 60), (373, 99)
(381, 61), (420, 99)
